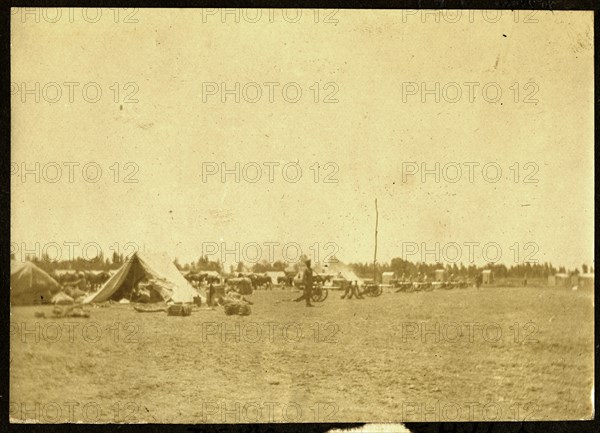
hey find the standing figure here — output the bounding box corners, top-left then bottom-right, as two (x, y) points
(207, 282), (216, 306)
(293, 260), (314, 307)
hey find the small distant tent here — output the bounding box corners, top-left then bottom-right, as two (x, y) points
(311, 260), (363, 285)
(293, 269), (328, 285)
(578, 273), (594, 290)
(336, 269), (363, 284)
(84, 252), (199, 304)
(10, 261), (62, 305)
(554, 273), (570, 288)
(382, 272), (395, 284)
(482, 270), (493, 285)
(310, 263), (332, 276)
(434, 269), (447, 282)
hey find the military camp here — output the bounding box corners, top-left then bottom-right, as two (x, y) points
(9, 245), (595, 422)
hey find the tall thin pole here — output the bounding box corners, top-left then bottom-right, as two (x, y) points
(373, 198), (378, 283)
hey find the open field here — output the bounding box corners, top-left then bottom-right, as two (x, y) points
(10, 285), (594, 423)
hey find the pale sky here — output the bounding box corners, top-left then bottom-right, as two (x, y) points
(11, 9), (594, 270)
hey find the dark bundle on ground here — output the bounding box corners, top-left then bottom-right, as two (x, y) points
(167, 304), (193, 316)
(223, 301), (251, 316)
(224, 303), (240, 315)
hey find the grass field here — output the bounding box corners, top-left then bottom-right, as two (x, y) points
(10, 285), (594, 423)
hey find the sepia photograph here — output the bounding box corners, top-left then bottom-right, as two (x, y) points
(9, 8), (594, 425)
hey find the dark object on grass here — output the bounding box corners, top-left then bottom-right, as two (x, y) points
(223, 301), (251, 316)
(167, 304), (192, 316)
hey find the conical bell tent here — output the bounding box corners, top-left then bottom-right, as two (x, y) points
(10, 260), (62, 305)
(84, 252), (199, 304)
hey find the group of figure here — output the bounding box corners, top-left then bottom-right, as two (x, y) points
(292, 260), (365, 307)
(340, 281), (363, 299)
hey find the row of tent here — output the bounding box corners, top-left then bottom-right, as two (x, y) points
(11, 252), (367, 306)
(11, 252), (201, 305)
(548, 273), (595, 289)
(181, 267), (364, 286)
(15, 253), (592, 306)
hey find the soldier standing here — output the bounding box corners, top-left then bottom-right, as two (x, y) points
(207, 282), (215, 306)
(293, 260), (314, 307)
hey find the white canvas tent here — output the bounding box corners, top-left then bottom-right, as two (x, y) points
(317, 260), (362, 283)
(336, 269), (362, 284)
(554, 273), (570, 288)
(578, 273), (595, 290)
(482, 269), (493, 284)
(434, 269), (447, 282)
(10, 260), (62, 305)
(84, 252), (199, 304)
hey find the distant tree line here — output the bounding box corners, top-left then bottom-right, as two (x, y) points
(13, 250), (592, 280)
(350, 258), (593, 280)
(18, 251), (119, 273)
(173, 255), (223, 273)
